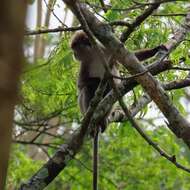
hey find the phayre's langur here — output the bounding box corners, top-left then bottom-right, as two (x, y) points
(70, 31), (167, 190)
(71, 31), (167, 117)
(71, 31), (120, 132)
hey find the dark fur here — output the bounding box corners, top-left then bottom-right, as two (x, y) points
(135, 45), (168, 61)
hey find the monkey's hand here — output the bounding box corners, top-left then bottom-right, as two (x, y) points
(89, 125), (101, 137)
(155, 44), (168, 53)
(89, 120), (107, 137)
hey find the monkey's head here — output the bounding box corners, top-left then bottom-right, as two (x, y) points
(70, 31), (92, 61)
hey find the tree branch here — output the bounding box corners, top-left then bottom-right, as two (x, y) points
(25, 26), (82, 35)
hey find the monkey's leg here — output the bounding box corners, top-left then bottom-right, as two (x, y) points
(93, 127), (99, 190)
(134, 45), (167, 61)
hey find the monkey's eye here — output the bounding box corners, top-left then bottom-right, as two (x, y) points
(82, 39), (91, 46)
(72, 38), (91, 49)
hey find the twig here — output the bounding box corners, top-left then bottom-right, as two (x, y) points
(43, 0), (67, 27)
(13, 140), (58, 149)
(170, 66), (190, 71)
(25, 26), (81, 35)
(112, 70), (148, 80)
(153, 13), (187, 17)
(98, 0), (107, 13)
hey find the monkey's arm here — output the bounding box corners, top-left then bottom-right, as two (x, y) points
(78, 78), (101, 113)
(134, 45), (167, 61)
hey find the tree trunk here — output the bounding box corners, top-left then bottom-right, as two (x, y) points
(0, 1), (26, 189)
(34, 0), (43, 60)
(40, 0), (56, 56)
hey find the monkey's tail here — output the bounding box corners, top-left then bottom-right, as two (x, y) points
(93, 126), (99, 190)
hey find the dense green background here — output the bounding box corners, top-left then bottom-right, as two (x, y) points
(8, 0), (190, 189)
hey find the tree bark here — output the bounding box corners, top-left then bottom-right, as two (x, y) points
(34, 0), (43, 60)
(0, 1), (26, 189)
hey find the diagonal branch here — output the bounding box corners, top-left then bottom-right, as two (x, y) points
(25, 26), (82, 35)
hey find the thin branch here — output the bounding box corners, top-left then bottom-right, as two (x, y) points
(98, 0), (107, 13)
(25, 20), (131, 36)
(153, 13), (187, 17)
(13, 140), (58, 149)
(25, 26), (82, 35)
(164, 78), (190, 90)
(112, 69), (148, 80)
(132, 0), (188, 6)
(43, 0), (67, 27)
(170, 66), (190, 71)
(84, 1), (145, 12)
(109, 20), (131, 27)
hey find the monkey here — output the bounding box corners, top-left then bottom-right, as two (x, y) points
(71, 31), (115, 190)
(70, 31), (167, 190)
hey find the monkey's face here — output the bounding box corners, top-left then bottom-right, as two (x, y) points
(72, 44), (92, 61)
(70, 31), (93, 62)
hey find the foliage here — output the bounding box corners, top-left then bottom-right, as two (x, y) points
(8, 0), (190, 189)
